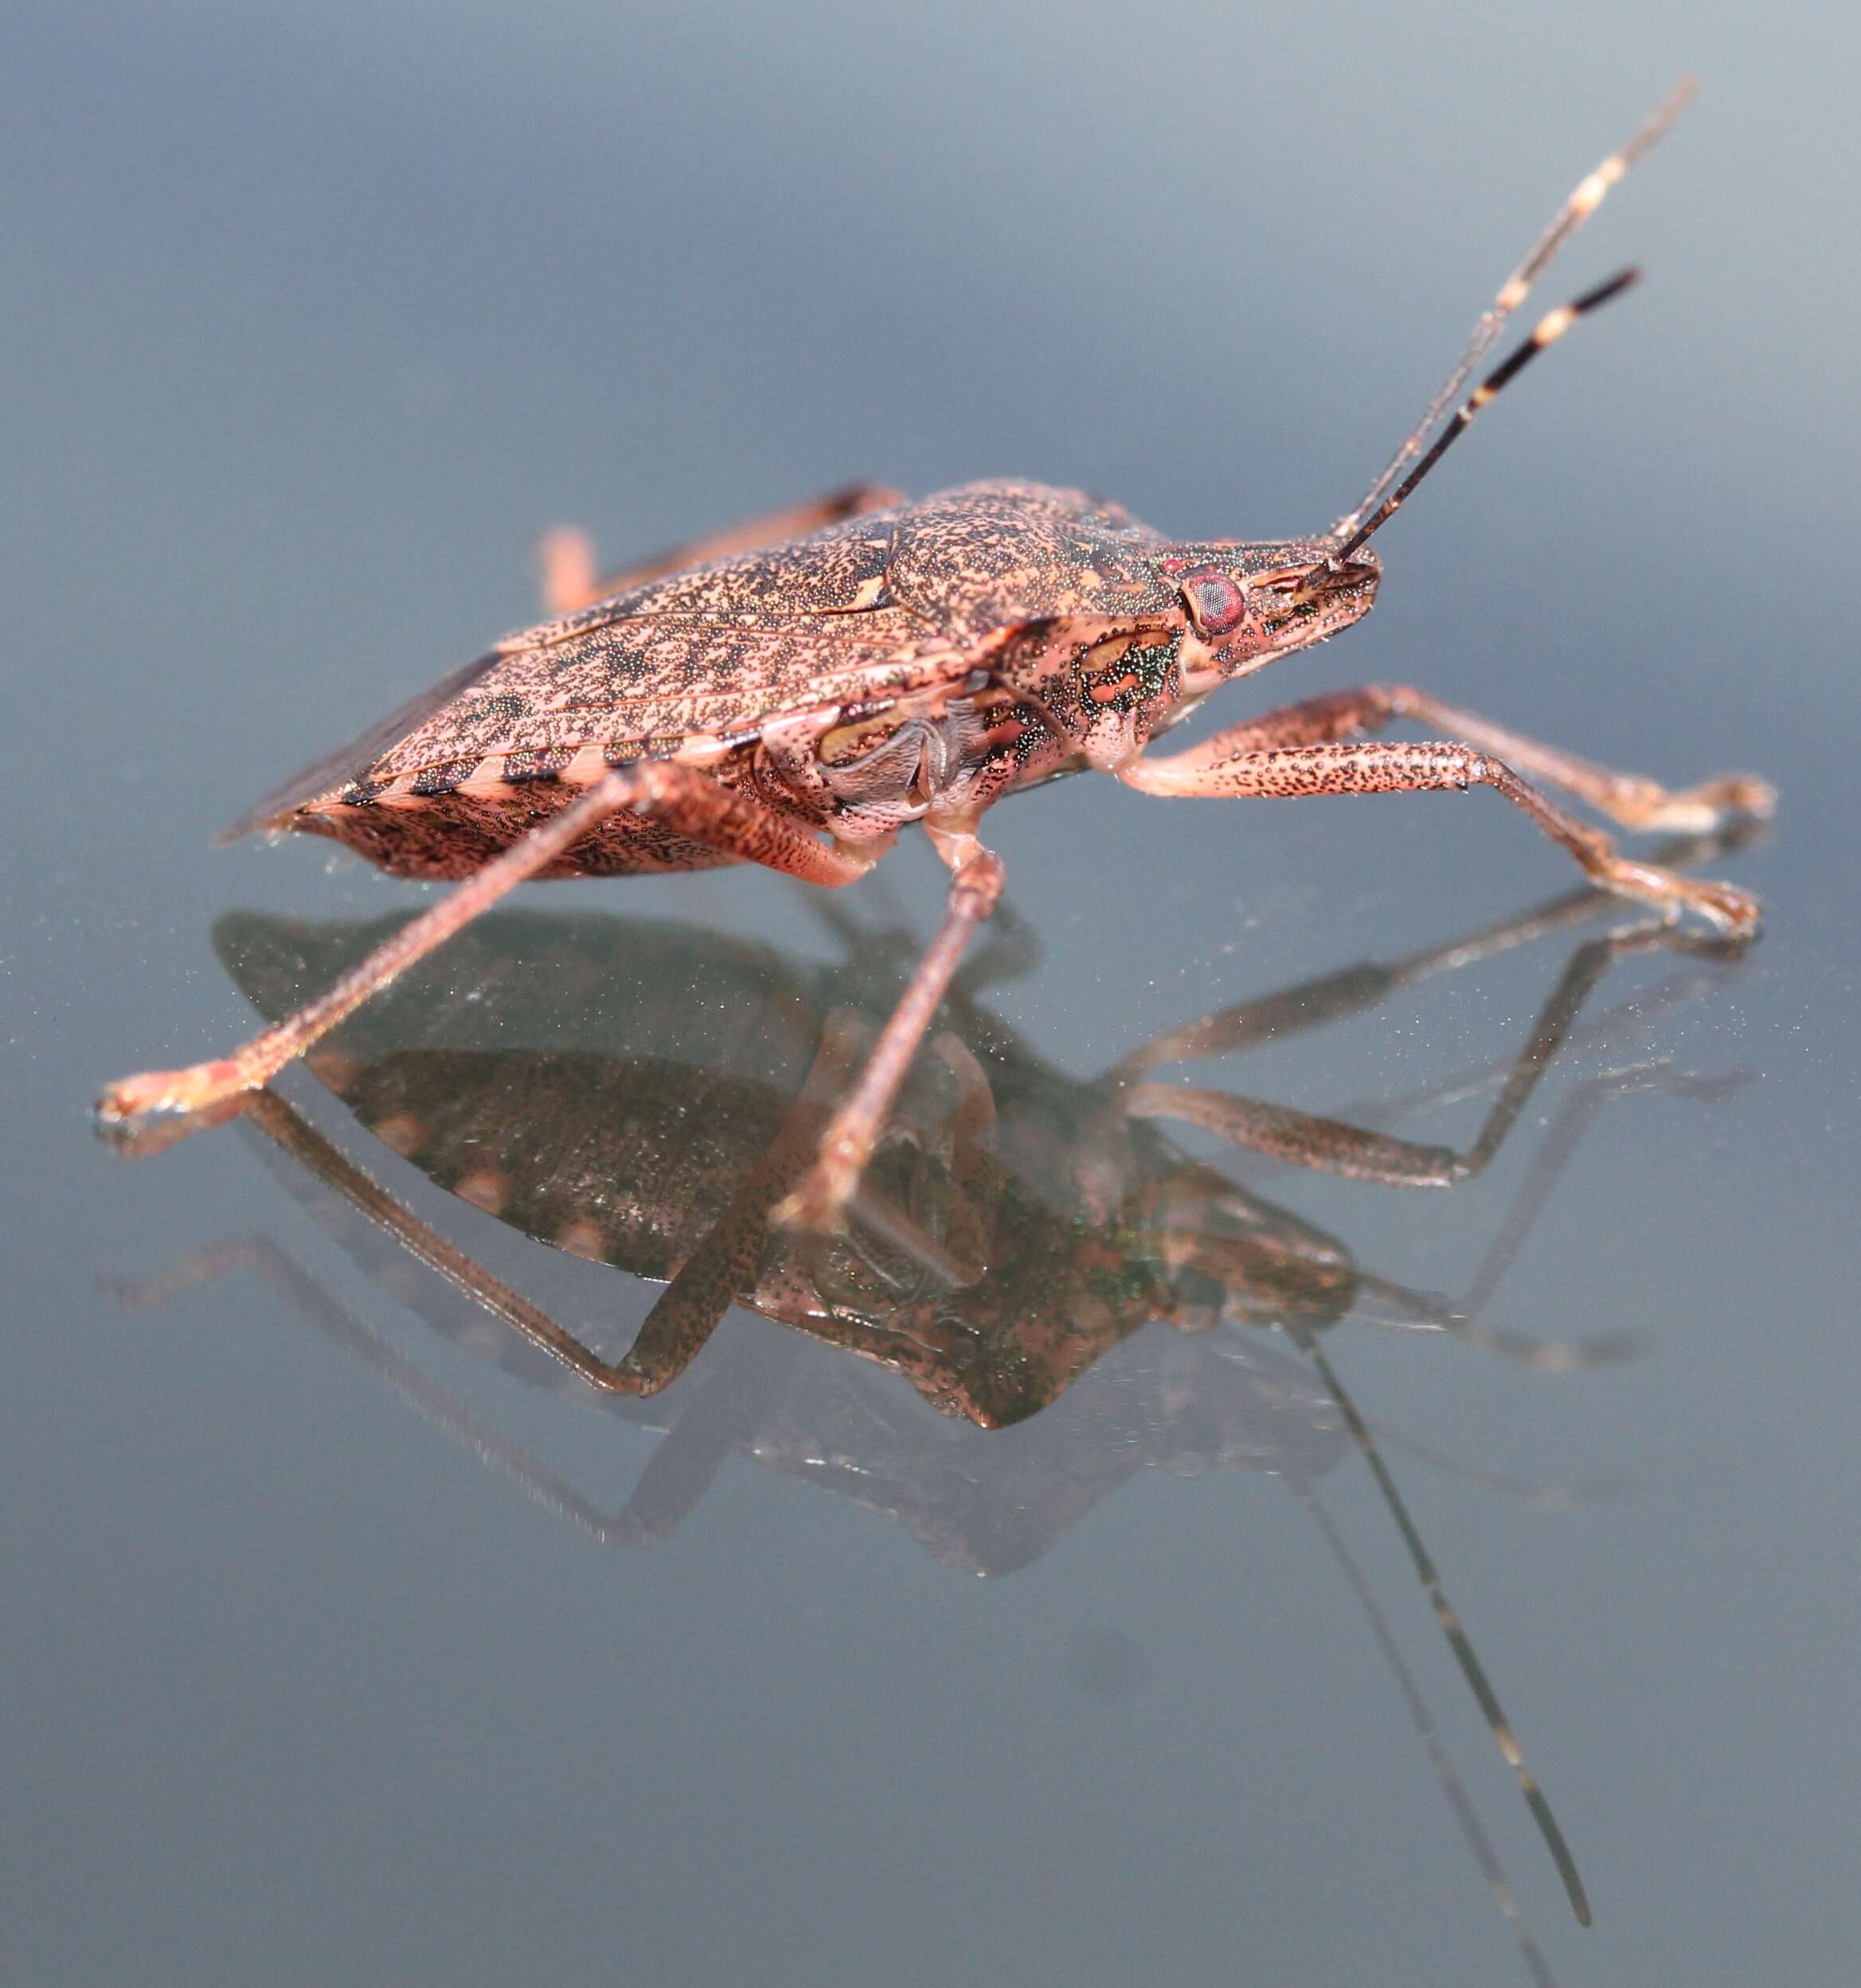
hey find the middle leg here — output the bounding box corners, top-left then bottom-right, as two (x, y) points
(775, 822), (1006, 1233)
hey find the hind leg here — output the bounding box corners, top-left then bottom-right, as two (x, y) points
(538, 483), (902, 613)
(99, 765), (875, 1130)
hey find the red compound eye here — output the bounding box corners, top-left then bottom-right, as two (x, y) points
(1179, 568), (1249, 638)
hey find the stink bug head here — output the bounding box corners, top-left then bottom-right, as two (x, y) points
(1157, 539), (1381, 687)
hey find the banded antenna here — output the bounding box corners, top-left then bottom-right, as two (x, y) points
(1323, 78), (1696, 557)
(1325, 264), (1641, 574)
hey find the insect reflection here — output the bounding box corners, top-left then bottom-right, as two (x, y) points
(115, 841), (1751, 1966)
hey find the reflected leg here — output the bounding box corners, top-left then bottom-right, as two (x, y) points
(240, 1090), (728, 1395)
(107, 1231), (628, 1538)
(185, 1066), (838, 1398)
(1099, 839), (1734, 1088)
(1122, 935), (1621, 1188)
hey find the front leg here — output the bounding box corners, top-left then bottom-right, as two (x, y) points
(1353, 684), (1773, 833)
(1121, 687), (1765, 935)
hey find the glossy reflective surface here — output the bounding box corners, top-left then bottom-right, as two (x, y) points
(7, 3), (1859, 1982)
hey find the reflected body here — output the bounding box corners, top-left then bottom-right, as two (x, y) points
(213, 890), (1669, 1426)
(110, 847), (1757, 1957)
(166, 847), (1747, 1510)
(114, 867), (1751, 1952)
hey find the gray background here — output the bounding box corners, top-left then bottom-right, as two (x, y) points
(4, 1), (1857, 1982)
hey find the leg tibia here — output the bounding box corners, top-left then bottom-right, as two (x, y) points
(1124, 682), (1773, 835)
(1367, 685), (1775, 832)
(1123, 734), (1760, 936)
(774, 839), (1006, 1233)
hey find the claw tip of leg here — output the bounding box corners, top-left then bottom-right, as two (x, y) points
(92, 1067), (255, 1155)
(1738, 777), (1780, 821)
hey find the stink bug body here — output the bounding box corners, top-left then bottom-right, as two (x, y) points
(100, 80), (1772, 1235)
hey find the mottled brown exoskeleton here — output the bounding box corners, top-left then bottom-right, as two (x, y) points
(100, 81), (1772, 1232)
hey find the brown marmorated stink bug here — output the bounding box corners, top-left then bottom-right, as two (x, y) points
(100, 80), (1773, 1232)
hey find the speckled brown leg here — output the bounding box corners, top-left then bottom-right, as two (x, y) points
(781, 1025), (998, 1289)
(1349, 685), (1773, 832)
(539, 483), (904, 615)
(1121, 687), (1765, 935)
(98, 763), (876, 1130)
(774, 827), (1006, 1233)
